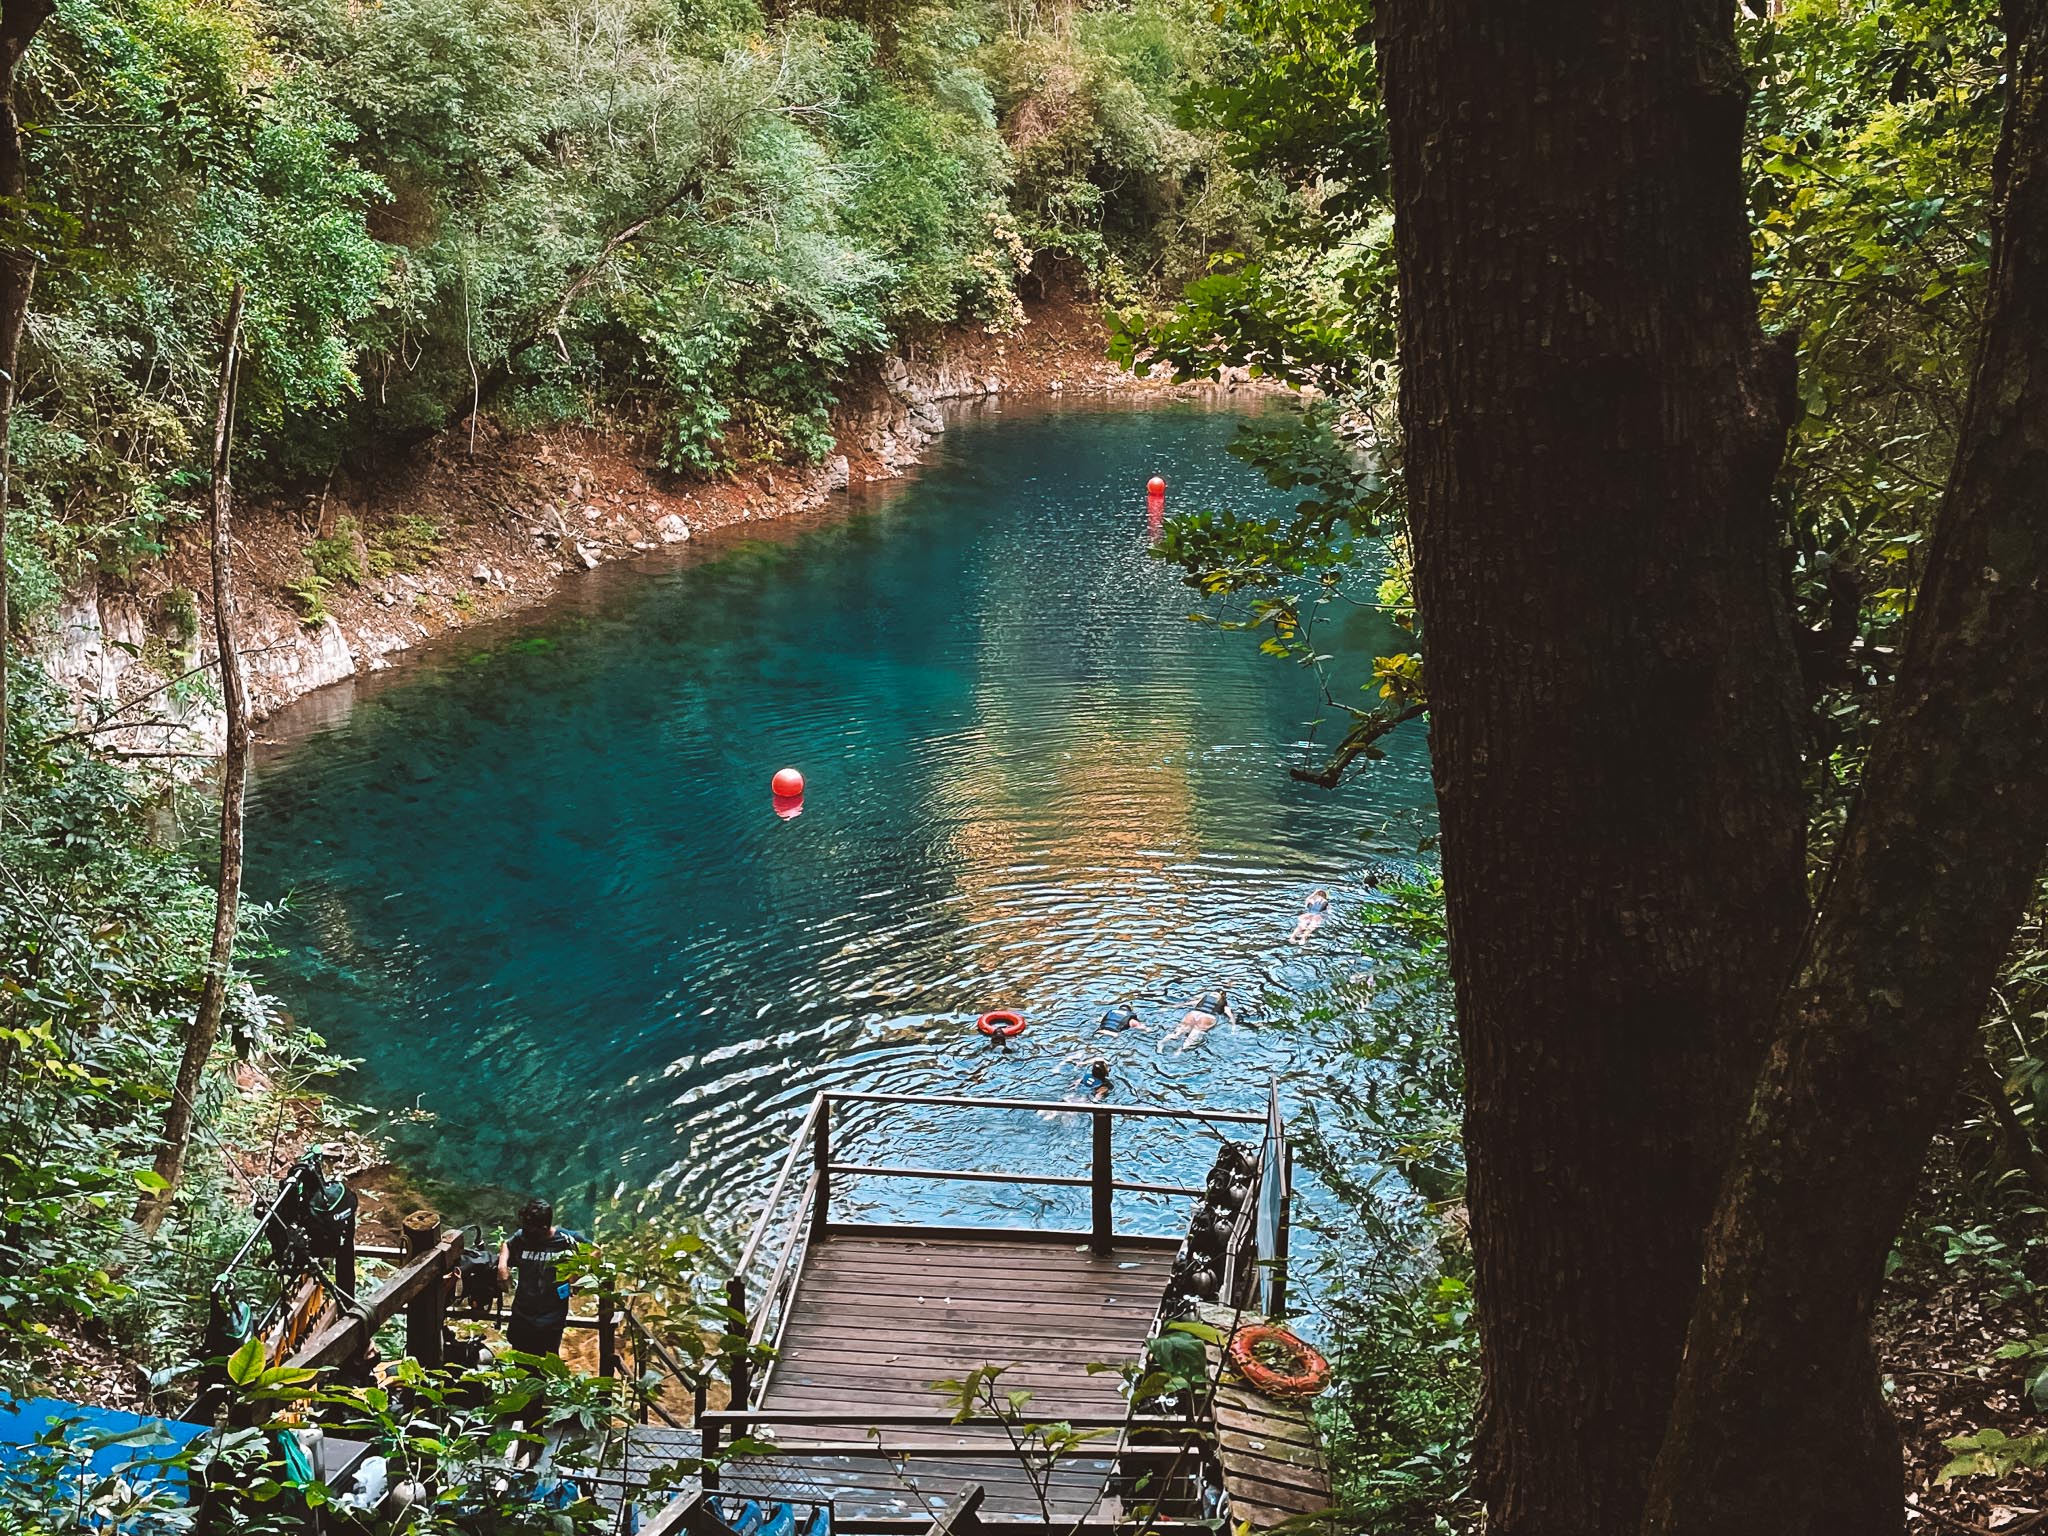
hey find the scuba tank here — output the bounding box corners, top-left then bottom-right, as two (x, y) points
(458, 1224), (504, 1314)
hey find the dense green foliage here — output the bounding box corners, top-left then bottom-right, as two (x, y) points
(0, 661), (336, 1391)
(1292, 874), (1477, 1533)
(2, 0), (1273, 626)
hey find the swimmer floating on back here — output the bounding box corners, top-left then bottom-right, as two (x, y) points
(1290, 889), (1331, 944)
(1161, 989), (1231, 1053)
(1097, 1001), (1146, 1033)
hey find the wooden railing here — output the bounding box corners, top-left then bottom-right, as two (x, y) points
(720, 1090), (1270, 1427)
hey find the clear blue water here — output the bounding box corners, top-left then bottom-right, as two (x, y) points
(244, 400), (1434, 1241)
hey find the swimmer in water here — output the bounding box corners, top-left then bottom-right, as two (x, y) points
(1097, 1002), (1145, 1033)
(1042, 1054), (1113, 1117)
(1290, 889), (1331, 944)
(1161, 989), (1230, 1053)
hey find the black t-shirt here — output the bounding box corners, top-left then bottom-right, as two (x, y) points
(504, 1226), (577, 1321)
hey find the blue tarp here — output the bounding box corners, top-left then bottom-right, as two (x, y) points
(0, 1395), (208, 1497)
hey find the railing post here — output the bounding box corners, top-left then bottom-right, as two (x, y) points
(811, 1095), (832, 1241)
(597, 1278), (618, 1382)
(725, 1273), (751, 1427)
(1090, 1108), (1113, 1253)
(1270, 1141), (1291, 1317)
(703, 1417), (722, 1491)
(402, 1209), (449, 1369)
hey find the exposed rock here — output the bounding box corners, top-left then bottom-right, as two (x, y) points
(575, 543), (602, 570)
(656, 514), (691, 544)
(825, 455), (851, 492)
(245, 617), (355, 720)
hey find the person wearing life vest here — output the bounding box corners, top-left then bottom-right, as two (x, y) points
(1097, 1001), (1145, 1033)
(1161, 989), (1231, 1053)
(498, 1198), (578, 1357)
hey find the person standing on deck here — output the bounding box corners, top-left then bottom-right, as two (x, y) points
(499, 1198), (577, 1357)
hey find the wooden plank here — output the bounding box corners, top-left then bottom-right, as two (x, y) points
(806, 1245), (1172, 1273)
(759, 1368), (1138, 1400)
(797, 1265), (1166, 1296)
(1214, 1431), (1327, 1474)
(1211, 1404), (1321, 1449)
(1224, 1477), (1335, 1517)
(761, 1387), (1132, 1417)
(290, 1231), (460, 1369)
(1210, 1393), (1316, 1432)
(774, 1338), (1147, 1368)
(1227, 1497), (1336, 1530)
(924, 1483), (987, 1536)
(782, 1288), (1161, 1323)
(814, 1236), (1165, 1258)
(763, 1371), (1133, 1401)
(777, 1318), (1155, 1350)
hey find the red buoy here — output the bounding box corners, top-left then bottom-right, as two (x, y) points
(1147, 476), (1166, 539)
(1147, 476), (1166, 498)
(772, 767), (805, 799)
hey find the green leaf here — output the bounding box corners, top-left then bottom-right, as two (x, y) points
(226, 1335), (266, 1387)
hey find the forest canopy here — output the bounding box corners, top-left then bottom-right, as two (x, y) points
(5, 0), (1281, 625)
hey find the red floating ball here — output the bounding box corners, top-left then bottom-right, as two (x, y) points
(1147, 476), (1166, 495)
(772, 767), (805, 799)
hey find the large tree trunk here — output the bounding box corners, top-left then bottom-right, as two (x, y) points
(1642, 9), (2048, 1532)
(1373, 4), (1811, 1531)
(139, 286), (247, 1237)
(0, 0), (53, 796)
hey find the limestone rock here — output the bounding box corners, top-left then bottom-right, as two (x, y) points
(574, 543), (602, 570)
(825, 455), (851, 492)
(656, 514), (691, 544)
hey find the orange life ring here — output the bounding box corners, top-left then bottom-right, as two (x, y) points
(976, 1010), (1027, 1040)
(1227, 1324), (1331, 1398)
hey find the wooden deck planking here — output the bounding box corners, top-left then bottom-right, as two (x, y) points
(1197, 1307), (1338, 1532)
(741, 1230), (1178, 1523)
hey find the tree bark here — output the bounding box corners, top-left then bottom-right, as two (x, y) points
(0, 0), (52, 797)
(1372, 4), (1811, 1531)
(1643, 9), (2048, 1531)
(138, 285), (247, 1237)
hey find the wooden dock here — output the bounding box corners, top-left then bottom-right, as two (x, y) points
(741, 1230), (1178, 1522)
(674, 1089), (1284, 1532)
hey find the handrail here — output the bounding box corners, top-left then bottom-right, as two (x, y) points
(748, 1169), (819, 1351)
(720, 1088), (1275, 1419)
(822, 1090), (1266, 1124)
(737, 1095), (827, 1276)
(828, 1164), (1204, 1200)
(287, 1229), (461, 1369)
(832, 1163), (1089, 1190)
(706, 1440), (1197, 1458)
(700, 1410), (1191, 1430)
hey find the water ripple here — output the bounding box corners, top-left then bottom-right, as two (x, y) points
(246, 401), (1435, 1239)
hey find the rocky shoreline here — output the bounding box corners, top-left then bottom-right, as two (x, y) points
(37, 302), (1243, 761)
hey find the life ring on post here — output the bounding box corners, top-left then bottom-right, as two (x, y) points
(975, 1009), (1027, 1041)
(1227, 1324), (1331, 1399)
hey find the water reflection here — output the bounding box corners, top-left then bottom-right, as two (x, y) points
(245, 399), (1435, 1238)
